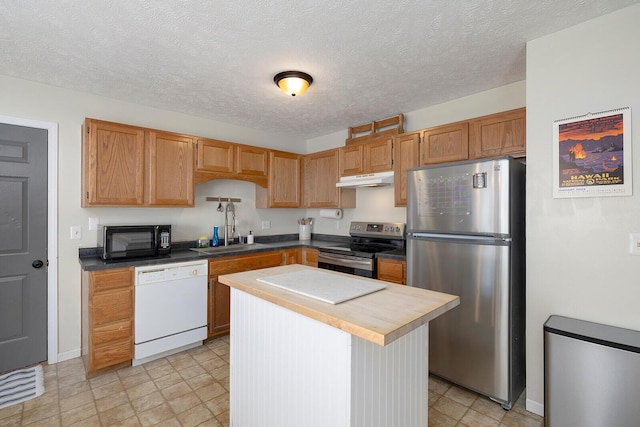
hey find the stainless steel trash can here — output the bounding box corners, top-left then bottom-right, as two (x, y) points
(544, 315), (640, 427)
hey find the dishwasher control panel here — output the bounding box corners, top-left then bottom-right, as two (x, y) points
(135, 260), (208, 285)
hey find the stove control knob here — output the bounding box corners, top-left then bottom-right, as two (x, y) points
(395, 226), (401, 233)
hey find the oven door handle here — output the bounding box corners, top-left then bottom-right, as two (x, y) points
(317, 253), (373, 269)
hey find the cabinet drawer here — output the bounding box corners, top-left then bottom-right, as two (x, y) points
(92, 288), (133, 325)
(91, 268), (132, 292)
(377, 259), (406, 285)
(91, 339), (132, 370)
(209, 251), (283, 275)
(92, 319), (132, 347)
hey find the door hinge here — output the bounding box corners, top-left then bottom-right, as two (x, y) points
(86, 191), (89, 199)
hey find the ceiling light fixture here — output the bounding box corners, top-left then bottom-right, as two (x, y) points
(274, 71), (313, 97)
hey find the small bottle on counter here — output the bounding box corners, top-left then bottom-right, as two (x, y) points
(247, 230), (254, 245)
(212, 226), (219, 247)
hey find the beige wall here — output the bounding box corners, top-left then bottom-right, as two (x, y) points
(526, 4), (640, 414)
(0, 75), (524, 363)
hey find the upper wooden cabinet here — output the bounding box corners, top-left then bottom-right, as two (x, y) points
(82, 119), (146, 206)
(469, 108), (526, 159)
(147, 131), (194, 206)
(303, 149), (356, 208)
(256, 150), (301, 208)
(196, 138), (235, 173)
(421, 122), (469, 165)
(339, 144), (364, 176)
(364, 137), (394, 173)
(339, 136), (393, 177)
(393, 132), (421, 207)
(82, 118), (194, 207)
(195, 138), (268, 187)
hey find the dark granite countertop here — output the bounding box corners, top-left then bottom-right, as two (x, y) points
(375, 248), (406, 261)
(79, 233), (352, 271)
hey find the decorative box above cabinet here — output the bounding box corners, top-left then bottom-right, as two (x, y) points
(82, 118), (194, 207)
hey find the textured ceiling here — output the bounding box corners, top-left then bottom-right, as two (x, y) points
(1, 0), (637, 140)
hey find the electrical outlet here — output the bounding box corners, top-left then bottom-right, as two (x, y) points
(630, 233), (640, 255)
(70, 226), (82, 240)
(88, 217), (100, 231)
(261, 220), (271, 230)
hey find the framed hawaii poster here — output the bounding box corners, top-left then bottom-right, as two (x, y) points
(553, 107), (632, 198)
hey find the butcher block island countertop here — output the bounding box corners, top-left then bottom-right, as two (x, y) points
(218, 264), (459, 346)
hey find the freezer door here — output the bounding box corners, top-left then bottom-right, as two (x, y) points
(407, 157), (519, 236)
(407, 235), (511, 403)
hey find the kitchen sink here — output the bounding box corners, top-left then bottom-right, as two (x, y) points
(189, 243), (269, 255)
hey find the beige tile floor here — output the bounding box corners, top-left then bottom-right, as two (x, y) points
(1, 335), (543, 426)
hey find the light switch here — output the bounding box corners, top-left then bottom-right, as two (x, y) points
(261, 220), (271, 230)
(629, 233), (640, 255)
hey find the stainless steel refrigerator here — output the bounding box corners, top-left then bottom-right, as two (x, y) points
(406, 156), (525, 409)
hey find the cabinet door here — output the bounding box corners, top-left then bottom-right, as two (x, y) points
(421, 122), (469, 165)
(281, 248), (300, 265)
(364, 137), (393, 173)
(393, 132), (420, 206)
(266, 150), (301, 208)
(236, 145), (268, 177)
(377, 258), (406, 285)
(87, 268), (133, 375)
(208, 276), (231, 337)
(147, 131), (195, 206)
(469, 108), (526, 159)
(301, 248), (318, 267)
(82, 119), (145, 206)
(304, 149), (355, 208)
(207, 251), (284, 338)
(339, 144), (364, 176)
(196, 138), (235, 173)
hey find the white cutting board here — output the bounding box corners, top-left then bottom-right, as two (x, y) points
(257, 269), (386, 304)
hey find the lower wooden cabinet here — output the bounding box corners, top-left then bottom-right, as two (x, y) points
(301, 248), (318, 267)
(377, 258), (406, 285)
(208, 251), (283, 338)
(82, 267), (134, 378)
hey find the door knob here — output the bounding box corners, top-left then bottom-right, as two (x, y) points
(32, 260), (44, 268)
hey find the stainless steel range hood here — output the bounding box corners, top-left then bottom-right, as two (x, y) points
(336, 171), (394, 188)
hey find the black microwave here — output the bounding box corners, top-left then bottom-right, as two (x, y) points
(100, 225), (171, 261)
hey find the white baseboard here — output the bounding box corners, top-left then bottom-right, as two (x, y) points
(526, 398), (544, 417)
(56, 348), (81, 363)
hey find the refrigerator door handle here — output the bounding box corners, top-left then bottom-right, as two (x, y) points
(409, 233), (511, 243)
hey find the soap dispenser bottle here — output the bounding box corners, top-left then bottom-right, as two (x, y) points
(212, 226), (219, 247)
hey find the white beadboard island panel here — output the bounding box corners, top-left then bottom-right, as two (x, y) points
(230, 289), (428, 427)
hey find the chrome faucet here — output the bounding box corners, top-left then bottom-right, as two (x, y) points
(224, 199), (235, 246)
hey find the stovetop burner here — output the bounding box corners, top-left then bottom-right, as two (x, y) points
(319, 222), (406, 259)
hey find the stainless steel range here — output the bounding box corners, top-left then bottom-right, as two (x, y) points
(317, 221), (405, 278)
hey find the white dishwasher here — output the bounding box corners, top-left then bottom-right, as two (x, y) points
(134, 260), (208, 365)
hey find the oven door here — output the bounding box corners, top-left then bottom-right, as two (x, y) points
(317, 251), (374, 278)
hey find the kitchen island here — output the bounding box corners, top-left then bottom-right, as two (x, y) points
(218, 264), (459, 427)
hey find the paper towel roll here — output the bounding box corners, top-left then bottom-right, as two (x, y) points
(319, 209), (343, 219)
